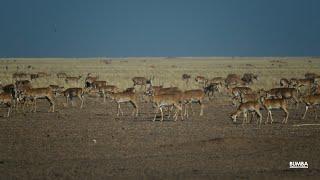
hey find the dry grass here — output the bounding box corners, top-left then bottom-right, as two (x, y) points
(0, 57), (319, 91)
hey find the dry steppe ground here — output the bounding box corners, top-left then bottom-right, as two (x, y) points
(0, 57), (320, 179)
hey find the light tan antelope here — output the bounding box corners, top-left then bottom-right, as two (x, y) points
(151, 92), (183, 121)
(182, 89), (205, 118)
(260, 97), (289, 124)
(21, 87), (55, 112)
(145, 86), (181, 99)
(109, 90), (139, 117)
(232, 92), (260, 106)
(231, 101), (262, 125)
(0, 92), (13, 117)
(301, 94), (320, 120)
(63, 88), (85, 108)
(264, 88), (299, 107)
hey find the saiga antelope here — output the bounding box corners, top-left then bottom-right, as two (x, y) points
(0, 92), (13, 117)
(109, 90), (139, 117)
(264, 88), (299, 108)
(151, 93), (183, 121)
(21, 87), (55, 112)
(182, 89), (205, 118)
(63, 88), (85, 108)
(231, 101), (262, 125)
(301, 94), (320, 120)
(260, 97), (289, 124)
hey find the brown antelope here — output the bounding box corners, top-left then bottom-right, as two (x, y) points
(144, 86), (182, 119)
(57, 72), (68, 79)
(65, 76), (82, 84)
(146, 86), (180, 96)
(241, 73), (258, 85)
(260, 97), (289, 124)
(182, 89), (205, 118)
(230, 101), (262, 125)
(301, 94), (320, 120)
(151, 92), (183, 121)
(182, 74), (191, 85)
(63, 88), (85, 108)
(0, 92), (13, 117)
(109, 90), (139, 117)
(280, 78), (290, 87)
(263, 88), (299, 107)
(132, 76), (152, 90)
(195, 76), (208, 86)
(21, 87), (55, 112)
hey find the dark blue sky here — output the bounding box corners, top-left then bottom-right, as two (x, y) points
(0, 0), (319, 57)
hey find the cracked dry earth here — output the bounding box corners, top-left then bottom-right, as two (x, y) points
(0, 95), (320, 179)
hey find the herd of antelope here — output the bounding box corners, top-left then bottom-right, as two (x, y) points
(1, 71), (320, 125)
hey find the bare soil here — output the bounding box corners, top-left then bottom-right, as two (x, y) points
(1, 95), (320, 179)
